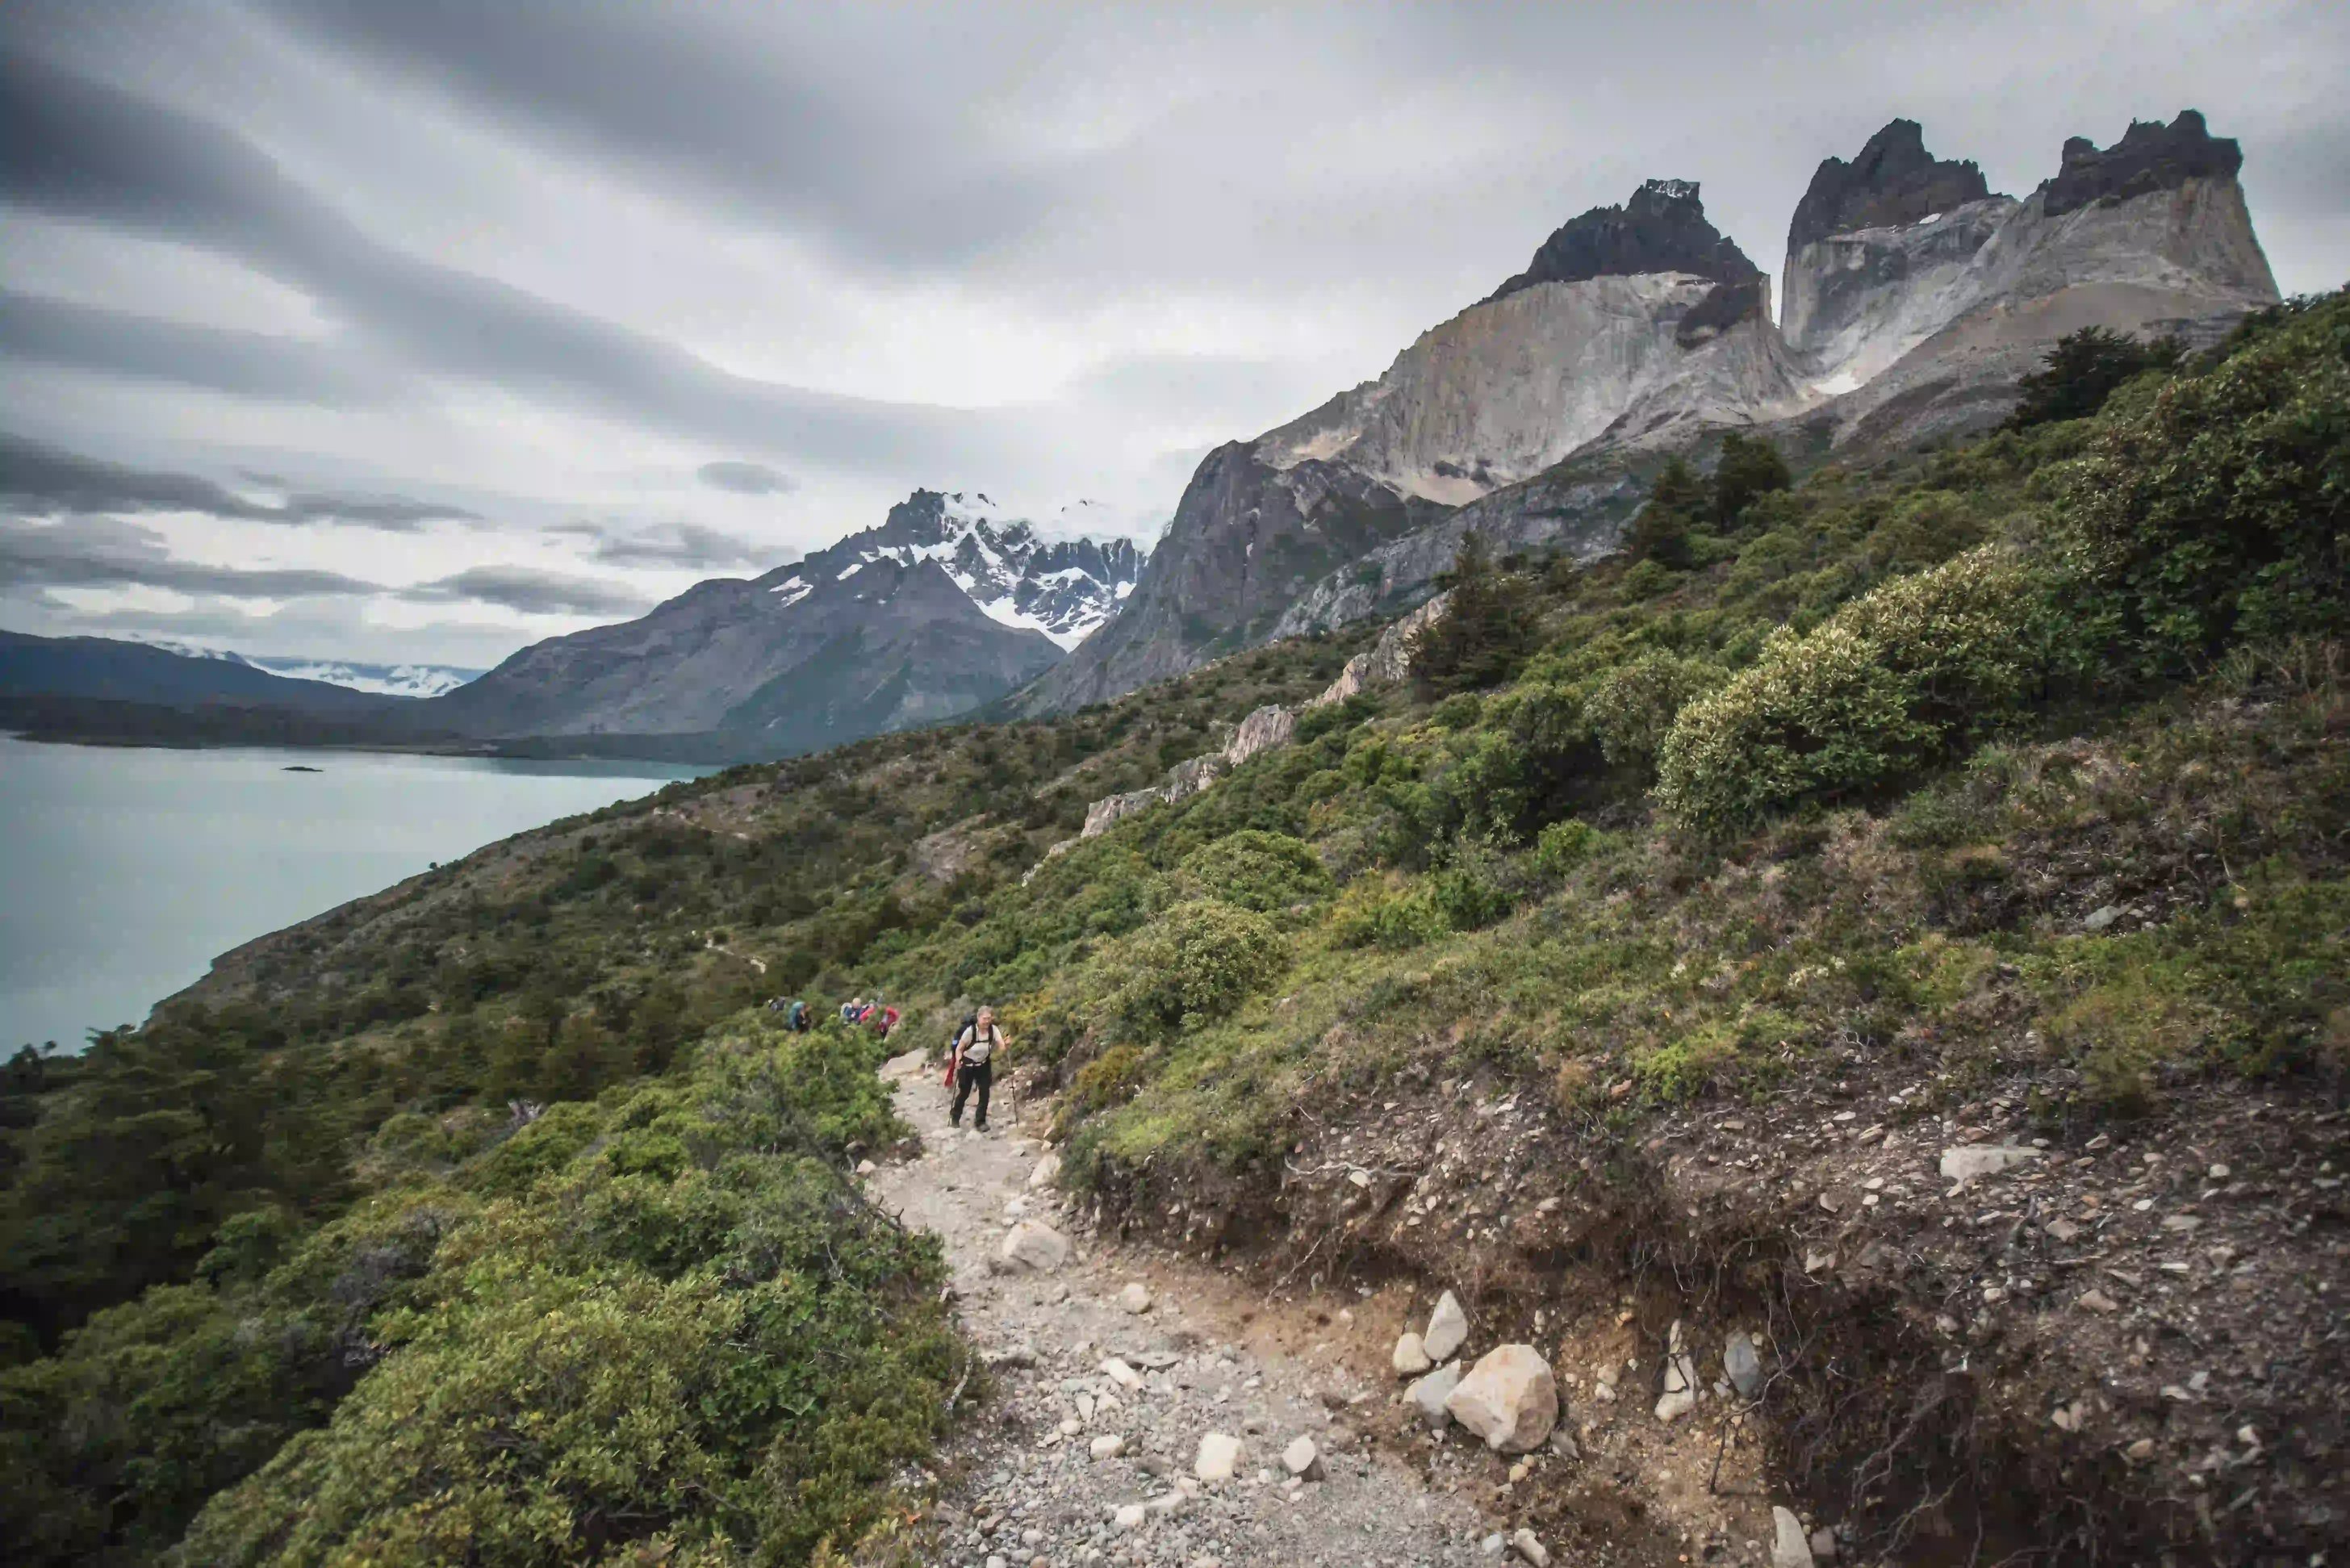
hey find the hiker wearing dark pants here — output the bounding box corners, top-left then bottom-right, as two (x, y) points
(949, 1006), (1006, 1131)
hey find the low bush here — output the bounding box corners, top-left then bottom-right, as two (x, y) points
(1110, 901), (1287, 1038)
(1654, 547), (2051, 831)
(1174, 830), (1332, 913)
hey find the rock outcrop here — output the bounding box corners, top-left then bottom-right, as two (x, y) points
(1783, 111), (2278, 448)
(1487, 178), (1762, 302)
(1787, 119), (1992, 252)
(2040, 109), (2243, 217)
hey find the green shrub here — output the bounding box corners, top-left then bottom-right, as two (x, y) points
(1328, 880), (1448, 951)
(1533, 818), (1598, 880)
(1174, 830), (1332, 913)
(1431, 859), (1514, 932)
(1655, 547), (2050, 831)
(1110, 901), (1286, 1037)
(2050, 291), (2350, 673)
(1582, 652), (1726, 769)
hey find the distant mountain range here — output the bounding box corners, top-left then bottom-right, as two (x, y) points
(7, 110), (2280, 759)
(3, 490), (1144, 759)
(122, 640), (483, 700)
(427, 489), (1143, 749)
(1, 629), (416, 717)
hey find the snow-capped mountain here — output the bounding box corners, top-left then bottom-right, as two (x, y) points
(240, 657), (483, 700)
(122, 637), (481, 698)
(788, 490), (1146, 650)
(426, 487), (1144, 753)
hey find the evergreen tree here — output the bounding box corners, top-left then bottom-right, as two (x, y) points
(1412, 532), (1538, 695)
(2005, 325), (2183, 429)
(1628, 458), (1704, 567)
(1711, 432), (1792, 526)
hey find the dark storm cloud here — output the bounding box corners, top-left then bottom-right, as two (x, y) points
(0, 45), (1029, 482)
(0, 515), (379, 598)
(553, 520), (776, 572)
(402, 566), (652, 617)
(0, 290), (386, 405)
(696, 460), (796, 495)
(0, 432), (479, 531)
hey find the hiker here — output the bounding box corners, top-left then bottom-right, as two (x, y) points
(947, 1006), (1006, 1131)
(788, 998), (811, 1033)
(868, 1003), (900, 1039)
(841, 997), (864, 1024)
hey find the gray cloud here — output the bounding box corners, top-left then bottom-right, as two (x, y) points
(0, 288), (387, 405)
(257, 4), (1075, 272)
(402, 565), (652, 617)
(0, 514), (380, 598)
(696, 459), (796, 495)
(0, 45), (1035, 483)
(552, 519), (777, 571)
(0, 431), (479, 531)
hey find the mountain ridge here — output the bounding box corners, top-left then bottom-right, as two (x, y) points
(1023, 107), (2281, 708)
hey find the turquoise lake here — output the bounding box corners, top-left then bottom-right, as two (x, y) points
(0, 736), (710, 1053)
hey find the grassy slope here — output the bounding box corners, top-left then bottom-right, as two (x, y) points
(2, 295), (2342, 1564)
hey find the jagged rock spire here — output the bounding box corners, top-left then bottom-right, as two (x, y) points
(2041, 109), (2243, 216)
(1788, 119), (1992, 249)
(1488, 178), (1759, 304)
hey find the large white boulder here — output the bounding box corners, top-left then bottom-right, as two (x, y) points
(998, 1220), (1068, 1272)
(1424, 1290), (1469, 1362)
(1445, 1344), (1559, 1453)
(1938, 1145), (2041, 1184)
(1194, 1432), (1244, 1483)
(1028, 1152), (1063, 1190)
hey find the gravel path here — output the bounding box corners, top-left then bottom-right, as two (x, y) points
(868, 1056), (1497, 1568)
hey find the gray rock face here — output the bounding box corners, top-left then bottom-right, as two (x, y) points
(1788, 118), (1993, 251)
(1724, 1332), (1764, 1399)
(1017, 445), (1443, 715)
(1489, 178), (1761, 303)
(1783, 111), (2277, 452)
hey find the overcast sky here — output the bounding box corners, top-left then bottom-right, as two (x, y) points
(3, 2), (2344, 668)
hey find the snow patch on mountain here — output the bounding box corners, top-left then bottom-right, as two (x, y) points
(121, 635), (479, 697)
(243, 658), (483, 699)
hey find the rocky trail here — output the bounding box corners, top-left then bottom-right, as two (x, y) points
(867, 1051), (1507, 1568)
(863, 1052), (1831, 1568)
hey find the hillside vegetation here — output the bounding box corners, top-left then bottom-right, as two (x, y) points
(3, 292), (2345, 1565)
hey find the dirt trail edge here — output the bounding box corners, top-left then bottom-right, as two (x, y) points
(867, 1052), (1499, 1568)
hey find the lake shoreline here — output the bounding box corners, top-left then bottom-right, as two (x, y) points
(1, 738), (714, 1053)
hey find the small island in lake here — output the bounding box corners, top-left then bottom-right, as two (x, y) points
(282, 765), (323, 772)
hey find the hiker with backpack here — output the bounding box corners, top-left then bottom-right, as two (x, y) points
(944, 1006), (1006, 1131)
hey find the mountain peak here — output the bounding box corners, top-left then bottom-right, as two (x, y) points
(1487, 178), (1759, 305)
(1788, 119), (1994, 249)
(2042, 109), (2243, 217)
